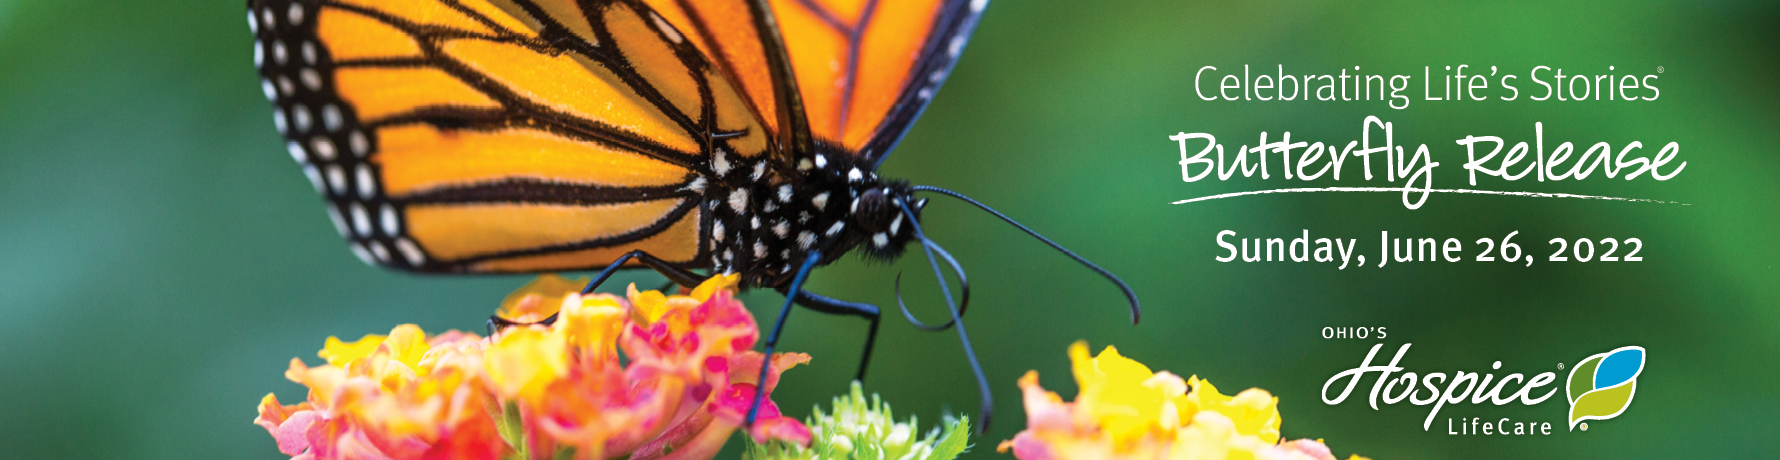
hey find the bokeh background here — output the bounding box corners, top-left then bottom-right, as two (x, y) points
(1, 0), (1776, 458)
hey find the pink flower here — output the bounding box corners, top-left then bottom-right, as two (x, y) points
(256, 275), (811, 460)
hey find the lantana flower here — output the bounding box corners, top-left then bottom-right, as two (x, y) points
(998, 341), (1367, 460)
(255, 274), (812, 460)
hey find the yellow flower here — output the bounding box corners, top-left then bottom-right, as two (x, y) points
(483, 326), (566, 402)
(1069, 342), (1190, 444)
(1001, 341), (1359, 460)
(1181, 376), (1280, 445)
(318, 333), (383, 367)
(689, 273), (740, 301)
(496, 273), (589, 322)
(554, 292), (627, 360)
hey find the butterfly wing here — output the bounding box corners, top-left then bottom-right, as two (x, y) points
(768, 0), (990, 167)
(249, 0), (770, 272)
(637, 0), (814, 156)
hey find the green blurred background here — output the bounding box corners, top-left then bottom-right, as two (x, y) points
(1, 0), (1775, 458)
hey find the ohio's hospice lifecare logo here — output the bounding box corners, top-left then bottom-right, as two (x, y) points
(1318, 333), (1646, 436)
(1566, 346), (1645, 431)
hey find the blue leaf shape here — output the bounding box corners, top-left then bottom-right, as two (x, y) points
(1593, 347), (1644, 389)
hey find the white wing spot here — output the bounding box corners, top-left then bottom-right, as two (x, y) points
(395, 238), (426, 266)
(349, 243), (375, 265)
(349, 131), (370, 157)
(287, 3), (305, 26)
(889, 213), (903, 235)
(772, 221), (789, 238)
(301, 41), (317, 65)
(292, 104), (312, 132)
(326, 204), (350, 237)
(826, 221), (845, 236)
(300, 68), (323, 91)
(649, 11), (683, 44)
(797, 231), (816, 249)
(354, 164), (376, 198)
(753, 242), (767, 259)
(277, 76), (295, 97)
(847, 168), (863, 182)
(253, 40), (264, 67)
(286, 141), (307, 163)
(812, 192), (829, 211)
(751, 161), (766, 180)
(872, 232), (889, 248)
(379, 203), (400, 235)
(311, 137), (336, 161)
(325, 164), (347, 195)
(349, 202), (372, 236)
(949, 36), (965, 57)
(797, 158), (814, 171)
(248, 10), (259, 33)
(301, 164), (324, 193)
(321, 104), (343, 132)
(971, 0), (989, 12)
(272, 109), (288, 134)
(750, 216), (760, 229)
(261, 79), (278, 102)
(712, 220), (725, 241)
(778, 184), (793, 202)
(814, 154), (828, 169)
(684, 176), (706, 193)
(272, 41), (288, 65)
(368, 240), (390, 263)
(260, 8), (276, 31)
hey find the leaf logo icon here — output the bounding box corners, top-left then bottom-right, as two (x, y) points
(1565, 346), (1645, 431)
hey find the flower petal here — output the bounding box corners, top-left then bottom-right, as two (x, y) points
(319, 334), (385, 367)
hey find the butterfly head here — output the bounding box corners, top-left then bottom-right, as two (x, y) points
(846, 182), (926, 262)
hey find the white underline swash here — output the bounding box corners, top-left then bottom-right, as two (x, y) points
(1170, 187), (1688, 205)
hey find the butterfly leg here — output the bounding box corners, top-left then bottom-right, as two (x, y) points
(747, 250), (824, 427)
(580, 250), (708, 295)
(779, 289), (883, 381)
(486, 250), (707, 335)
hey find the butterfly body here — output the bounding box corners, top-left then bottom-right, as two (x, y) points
(700, 142), (923, 288)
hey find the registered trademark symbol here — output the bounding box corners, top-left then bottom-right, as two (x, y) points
(1580, 422), (1589, 431)
(1558, 363), (1565, 370)
(1658, 66), (1665, 73)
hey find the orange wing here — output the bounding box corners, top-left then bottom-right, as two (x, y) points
(769, 0), (990, 165)
(249, 0), (765, 272)
(638, 0), (813, 156)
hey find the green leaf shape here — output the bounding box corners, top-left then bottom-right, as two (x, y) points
(492, 401), (530, 460)
(1569, 380), (1635, 430)
(744, 381), (972, 460)
(1567, 355), (1601, 405)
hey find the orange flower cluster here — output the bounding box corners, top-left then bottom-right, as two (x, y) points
(254, 274), (812, 460)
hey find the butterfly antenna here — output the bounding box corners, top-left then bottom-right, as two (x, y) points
(898, 201), (993, 435)
(893, 239), (971, 331)
(910, 185), (1141, 324)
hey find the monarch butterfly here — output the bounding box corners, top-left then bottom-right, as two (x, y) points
(247, 0), (1137, 431)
